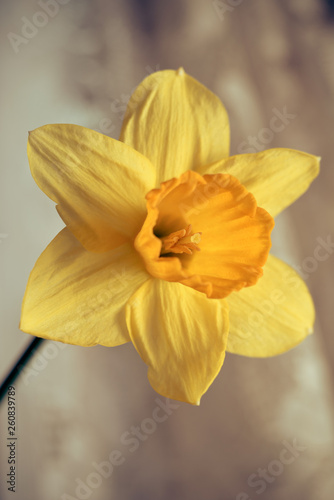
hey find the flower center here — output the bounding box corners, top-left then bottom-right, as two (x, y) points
(160, 224), (202, 255)
(135, 170), (273, 299)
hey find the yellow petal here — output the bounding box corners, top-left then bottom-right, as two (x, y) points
(28, 124), (156, 252)
(126, 279), (229, 404)
(226, 255), (315, 356)
(20, 228), (149, 346)
(201, 149), (320, 217)
(120, 68), (230, 185)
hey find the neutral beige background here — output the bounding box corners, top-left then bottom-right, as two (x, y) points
(1, 0), (334, 499)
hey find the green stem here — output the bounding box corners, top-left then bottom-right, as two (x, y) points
(0, 337), (44, 403)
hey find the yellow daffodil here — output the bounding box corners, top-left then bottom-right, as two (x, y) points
(20, 68), (320, 405)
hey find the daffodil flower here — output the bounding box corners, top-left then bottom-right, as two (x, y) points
(20, 68), (320, 405)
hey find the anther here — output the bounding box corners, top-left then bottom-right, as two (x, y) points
(160, 224), (201, 255)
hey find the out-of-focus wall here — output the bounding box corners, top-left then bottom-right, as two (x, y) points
(1, 1), (334, 499)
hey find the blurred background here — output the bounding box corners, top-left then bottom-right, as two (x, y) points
(1, 0), (334, 499)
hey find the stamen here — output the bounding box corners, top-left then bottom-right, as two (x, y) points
(160, 224), (202, 255)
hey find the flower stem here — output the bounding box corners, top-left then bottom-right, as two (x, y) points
(0, 337), (44, 404)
